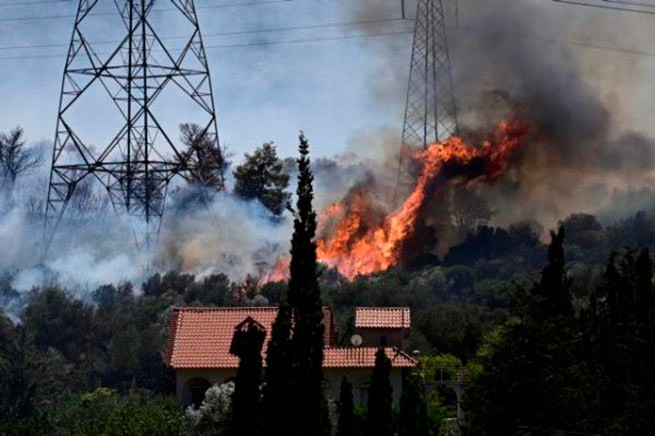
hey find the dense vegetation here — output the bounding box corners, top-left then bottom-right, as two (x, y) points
(2, 207), (655, 434)
(2, 127), (655, 434)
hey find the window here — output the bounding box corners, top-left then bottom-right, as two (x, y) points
(184, 377), (211, 409)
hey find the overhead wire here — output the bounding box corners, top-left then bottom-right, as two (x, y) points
(2, 1), (654, 61)
(0, 0), (292, 23)
(458, 23), (655, 58)
(0, 17), (408, 51)
(0, 0), (69, 7)
(0, 29), (414, 61)
(1, 17), (653, 62)
(601, 0), (655, 8)
(552, 0), (655, 15)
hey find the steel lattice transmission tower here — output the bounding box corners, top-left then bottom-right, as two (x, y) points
(402, 0), (458, 150)
(395, 0), (458, 200)
(45, 0), (224, 251)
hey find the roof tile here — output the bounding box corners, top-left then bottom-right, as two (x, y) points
(323, 347), (417, 368)
(166, 307), (332, 369)
(165, 307), (417, 370)
(355, 307), (411, 329)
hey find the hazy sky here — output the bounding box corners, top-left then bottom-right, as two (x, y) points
(1, 0), (654, 161)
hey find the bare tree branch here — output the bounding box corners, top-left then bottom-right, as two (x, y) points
(0, 127), (44, 187)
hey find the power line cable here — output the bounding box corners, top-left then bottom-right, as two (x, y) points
(0, 17), (407, 51)
(1, 15), (653, 61)
(0, 0), (292, 23)
(0, 0), (68, 7)
(602, 0), (655, 8)
(552, 0), (655, 15)
(0, 29), (414, 61)
(204, 29), (413, 49)
(459, 23), (655, 57)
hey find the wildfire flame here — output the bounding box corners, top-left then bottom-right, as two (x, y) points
(261, 118), (530, 284)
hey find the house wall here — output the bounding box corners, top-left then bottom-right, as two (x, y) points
(322, 368), (404, 407)
(176, 367), (406, 407)
(358, 328), (405, 349)
(176, 368), (237, 408)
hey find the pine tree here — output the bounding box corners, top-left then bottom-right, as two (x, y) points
(336, 376), (354, 436)
(178, 123), (225, 191)
(233, 142), (290, 216)
(287, 133), (327, 436)
(262, 302), (293, 436)
(367, 346), (392, 436)
(230, 318), (266, 436)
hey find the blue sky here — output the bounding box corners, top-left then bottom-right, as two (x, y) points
(2, 0), (655, 288)
(1, 0), (654, 162)
(0, 0), (411, 161)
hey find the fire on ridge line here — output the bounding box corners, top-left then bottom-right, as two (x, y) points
(261, 117), (531, 284)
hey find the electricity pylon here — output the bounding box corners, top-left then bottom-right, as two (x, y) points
(44, 0), (224, 252)
(395, 0), (458, 200)
(402, 0), (458, 149)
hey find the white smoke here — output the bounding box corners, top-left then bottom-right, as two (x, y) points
(159, 191), (292, 282)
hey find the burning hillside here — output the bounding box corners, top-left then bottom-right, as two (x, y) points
(262, 117), (530, 283)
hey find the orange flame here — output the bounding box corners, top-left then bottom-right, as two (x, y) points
(262, 119), (530, 284)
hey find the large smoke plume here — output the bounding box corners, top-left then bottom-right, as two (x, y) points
(3, 0), (655, 299)
(344, 0), (655, 229)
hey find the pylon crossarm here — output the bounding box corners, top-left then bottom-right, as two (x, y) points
(44, 0), (224, 255)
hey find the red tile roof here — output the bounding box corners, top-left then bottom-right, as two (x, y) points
(355, 307), (411, 329)
(324, 347), (418, 368)
(165, 307), (333, 369)
(165, 307), (417, 370)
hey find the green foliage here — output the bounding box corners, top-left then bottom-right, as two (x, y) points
(56, 389), (184, 435)
(464, 226), (655, 435)
(22, 287), (98, 367)
(262, 302), (293, 436)
(420, 354), (462, 381)
(233, 142), (290, 216)
(336, 376), (354, 436)
(399, 372), (428, 436)
(0, 320), (69, 422)
(465, 228), (585, 435)
(416, 305), (487, 359)
(286, 133), (328, 436)
(367, 346), (392, 436)
(185, 382), (234, 436)
(6, 204), (655, 435)
(230, 319), (266, 436)
(0, 389), (184, 435)
(580, 248), (655, 433)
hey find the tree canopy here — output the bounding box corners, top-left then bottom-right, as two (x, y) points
(233, 142), (290, 216)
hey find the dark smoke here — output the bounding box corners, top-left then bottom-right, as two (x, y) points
(344, 0), (655, 230)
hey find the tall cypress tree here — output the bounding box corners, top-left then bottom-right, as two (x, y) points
(465, 226), (585, 434)
(367, 346), (393, 436)
(287, 133), (326, 436)
(262, 302), (293, 436)
(399, 372), (428, 436)
(533, 226), (572, 319)
(230, 318), (266, 436)
(336, 376), (354, 436)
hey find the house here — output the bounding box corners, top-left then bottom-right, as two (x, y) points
(164, 306), (418, 408)
(355, 307), (411, 348)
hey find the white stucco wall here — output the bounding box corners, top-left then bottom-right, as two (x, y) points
(176, 367), (406, 407)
